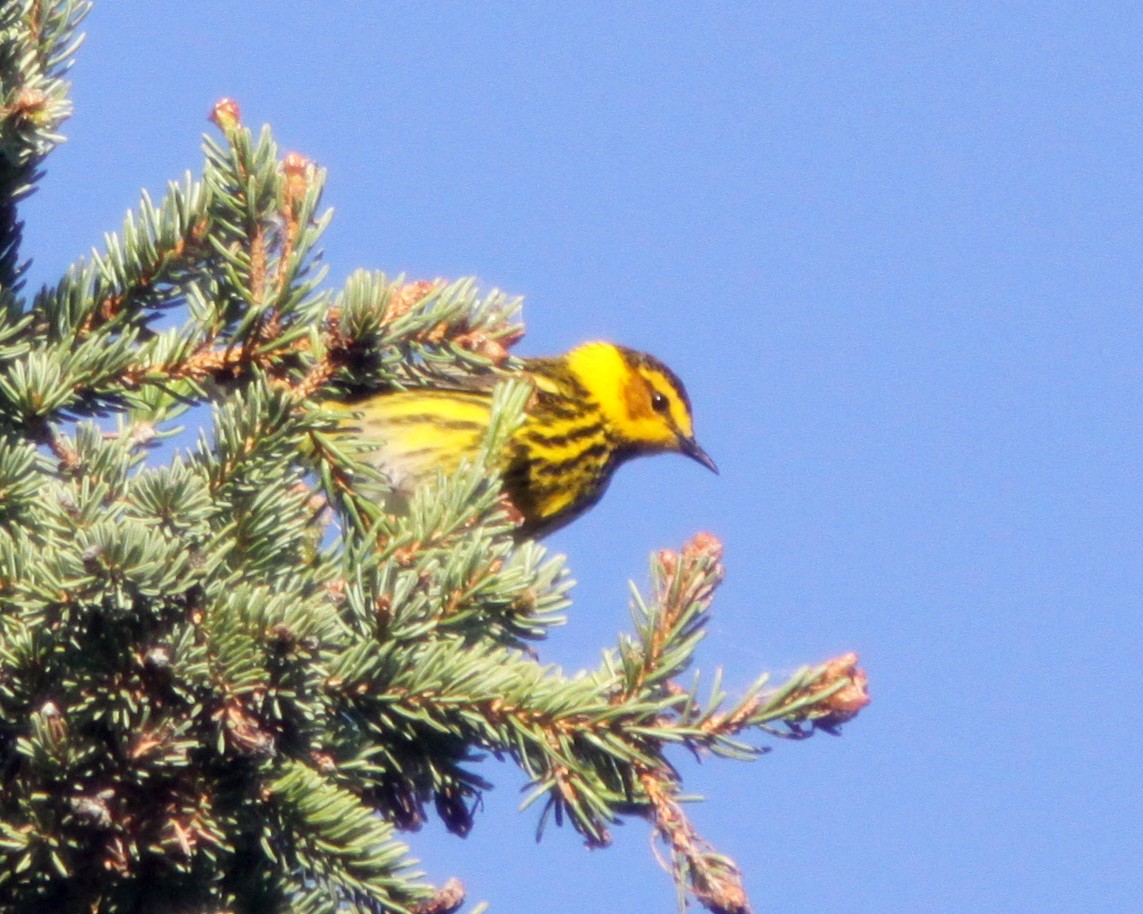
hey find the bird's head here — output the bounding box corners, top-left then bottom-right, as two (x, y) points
(564, 341), (718, 473)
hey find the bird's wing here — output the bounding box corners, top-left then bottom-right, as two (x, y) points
(328, 389), (494, 494)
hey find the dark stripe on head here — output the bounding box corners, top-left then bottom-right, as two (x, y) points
(619, 347), (693, 412)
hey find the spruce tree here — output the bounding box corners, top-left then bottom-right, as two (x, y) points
(0, 4), (868, 912)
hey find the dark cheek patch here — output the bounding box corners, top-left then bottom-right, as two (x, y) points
(623, 377), (654, 421)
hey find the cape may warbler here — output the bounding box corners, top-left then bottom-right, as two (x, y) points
(328, 341), (716, 537)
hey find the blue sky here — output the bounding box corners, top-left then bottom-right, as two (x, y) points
(23, 4), (1143, 912)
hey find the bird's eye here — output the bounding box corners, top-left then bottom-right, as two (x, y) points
(650, 391), (669, 413)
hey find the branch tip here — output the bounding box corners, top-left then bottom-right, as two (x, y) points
(641, 768), (752, 914)
(209, 97), (242, 131)
(281, 151), (314, 202)
(813, 652), (870, 729)
(410, 877), (465, 914)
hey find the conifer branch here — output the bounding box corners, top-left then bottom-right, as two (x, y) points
(0, 0), (89, 289)
(0, 9), (869, 909)
(639, 765), (750, 914)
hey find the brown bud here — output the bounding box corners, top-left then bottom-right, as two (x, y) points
(411, 878), (466, 914)
(218, 701), (275, 756)
(385, 279), (440, 323)
(282, 151), (313, 202)
(6, 89), (51, 126)
(210, 98), (242, 131)
(454, 329), (514, 365)
(683, 531), (724, 564)
(815, 652), (870, 728)
(311, 751), (337, 773)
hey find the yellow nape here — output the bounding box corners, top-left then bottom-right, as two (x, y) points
(563, 342), (630, 419)
(563, 341), (693, 452)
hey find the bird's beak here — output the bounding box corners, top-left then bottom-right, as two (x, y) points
(679, 435), (719, 474)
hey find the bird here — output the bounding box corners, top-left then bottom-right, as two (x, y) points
(325, 341), (716, 537)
